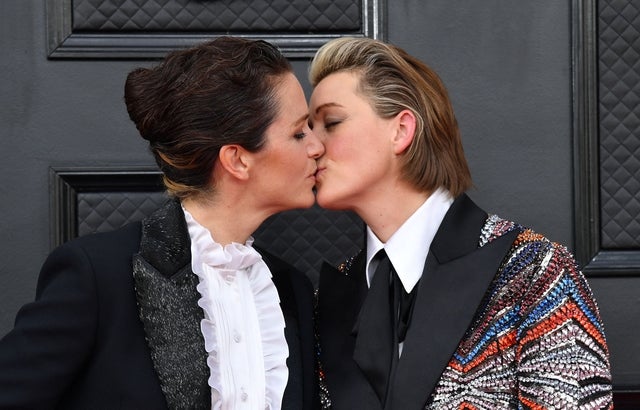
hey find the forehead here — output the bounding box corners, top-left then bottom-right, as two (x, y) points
(310, 70), (368, 111)
(315, 71), (359, 94)
(274, 73), (307, 118)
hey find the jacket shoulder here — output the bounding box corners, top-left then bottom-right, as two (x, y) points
(61, 222), (142, 257)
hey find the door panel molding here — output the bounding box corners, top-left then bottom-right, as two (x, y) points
(572, 0), (640, 277)
(46, 0), (387, 59)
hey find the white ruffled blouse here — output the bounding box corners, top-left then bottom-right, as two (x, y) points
(183, 208), (289, 410)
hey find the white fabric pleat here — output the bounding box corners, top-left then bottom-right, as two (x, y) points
(184, 208), (288, 410)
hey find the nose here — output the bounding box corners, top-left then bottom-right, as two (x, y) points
(307, 129), (325, 159)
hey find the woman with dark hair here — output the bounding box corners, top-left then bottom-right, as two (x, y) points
(0, 36), (322, 409)
(309, 37), (612, 409)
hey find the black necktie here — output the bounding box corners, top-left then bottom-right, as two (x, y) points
(353, 250), (419, 406)
(377, 249), (417, 344)
(392, 266), (417, 344)
(353, 250), (395, 404)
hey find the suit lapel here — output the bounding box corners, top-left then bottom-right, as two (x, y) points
(258, 247), (309, 410)
(389, 194), (519, 409)
(133, 199), (209, 409)
(318, 254), (382, 409)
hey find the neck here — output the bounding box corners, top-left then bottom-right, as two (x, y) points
(181, 194), (269, 246)
(357, 185), (431, 243)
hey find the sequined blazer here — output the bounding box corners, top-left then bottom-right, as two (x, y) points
(316, 194), (613, 410)
(0, 199), (318, 409)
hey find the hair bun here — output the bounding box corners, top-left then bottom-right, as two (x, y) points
(124, 67), (157, 142)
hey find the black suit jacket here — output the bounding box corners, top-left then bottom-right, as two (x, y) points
(0, 199), (317, 409)
(316, 194), (518, 410)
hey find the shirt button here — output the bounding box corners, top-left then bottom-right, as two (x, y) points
(233, 331), (241, 343)
(241, 391), (248, 402)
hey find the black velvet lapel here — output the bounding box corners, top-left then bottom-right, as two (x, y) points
(388, 194), (519, 409)
(132, 199), (210, 409)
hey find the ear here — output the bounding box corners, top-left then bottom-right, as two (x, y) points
(392, 109), (417, 155)
(218, 145), (250, 181)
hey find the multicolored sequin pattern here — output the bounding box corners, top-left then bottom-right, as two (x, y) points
(316, 214), (613, 409)
(426, 215), (613, 409)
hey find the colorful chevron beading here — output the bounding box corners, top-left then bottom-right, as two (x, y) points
(426, 215), (613, 409)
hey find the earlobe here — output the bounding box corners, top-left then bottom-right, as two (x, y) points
(218, 145), (250, 180)
(393, 110), (417, 155)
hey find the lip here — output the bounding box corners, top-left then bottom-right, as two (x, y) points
(315, 167), (326, 178)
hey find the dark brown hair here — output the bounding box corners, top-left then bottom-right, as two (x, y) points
(124, 36), (292, 199)
(309, 37), (472, 197)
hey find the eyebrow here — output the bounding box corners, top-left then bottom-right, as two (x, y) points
(292, 113), (309, 127)
(313, 102), (343, 115)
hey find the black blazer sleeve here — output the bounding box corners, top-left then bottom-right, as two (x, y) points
(0, 223), (164, 409)
(0, 240), (99, 407)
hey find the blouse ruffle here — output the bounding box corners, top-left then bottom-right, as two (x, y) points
(184, 208), (288, 409)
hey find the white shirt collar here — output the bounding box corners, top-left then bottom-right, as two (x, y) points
(365, 188), (454, 292)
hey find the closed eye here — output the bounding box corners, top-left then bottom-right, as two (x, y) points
(325, 121), (341, 130)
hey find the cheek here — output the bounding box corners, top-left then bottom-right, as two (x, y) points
(333, 140), (366, 173)
(324, 134), (351, 161)
(281, 146), (308, 178)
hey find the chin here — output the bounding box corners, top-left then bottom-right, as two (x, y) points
(286, 194), (316, 210)
(315, 192), (346, 211)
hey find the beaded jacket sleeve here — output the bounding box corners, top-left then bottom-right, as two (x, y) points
(424, 215), (613, 409)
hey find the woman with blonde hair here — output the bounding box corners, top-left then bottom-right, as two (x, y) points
(310, 37), (612, 410)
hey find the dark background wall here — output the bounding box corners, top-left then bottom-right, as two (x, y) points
(1, 0), (638, 399)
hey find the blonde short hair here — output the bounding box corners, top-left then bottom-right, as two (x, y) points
(309, 37), (472, 197)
